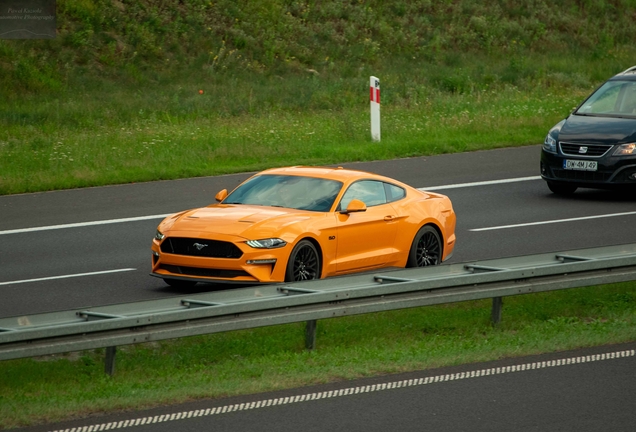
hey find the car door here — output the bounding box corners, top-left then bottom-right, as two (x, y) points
(334, 180), (399, 273)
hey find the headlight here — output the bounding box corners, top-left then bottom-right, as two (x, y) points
(543, 134), (557, 153)
(246, 238), (287, 249)
(155, 230), (165, 241)
(613, 143), (636, 156)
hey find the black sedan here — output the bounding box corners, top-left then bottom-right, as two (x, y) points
(541, 65), (636, 194)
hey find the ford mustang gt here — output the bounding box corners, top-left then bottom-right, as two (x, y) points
(151, 166), (456, 287)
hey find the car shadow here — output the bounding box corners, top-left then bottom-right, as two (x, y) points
(156, 282), (257, 295)
(545, 187), (636, 203)
(153, 267), (408, 295)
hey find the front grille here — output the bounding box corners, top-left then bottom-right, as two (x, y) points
(553, 169), (612, 182)
(559, 142), (612, 157)
(160, 237), (243, 258)
(160, 265), (250, 279)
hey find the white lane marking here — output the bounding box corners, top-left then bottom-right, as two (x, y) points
(48, 349), (635, 432)
(419, 176), (540, 191)
(2, 176), (541, 236)
(0, 215), (172, 236)
(471, 211), (636, 232)
(0, 268), (137, 286)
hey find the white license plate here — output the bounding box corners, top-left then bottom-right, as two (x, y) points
(563, 159), (598, 171)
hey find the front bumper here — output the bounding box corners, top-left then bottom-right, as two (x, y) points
(151, 235), (291, 284)
(540, 149), (636, 187)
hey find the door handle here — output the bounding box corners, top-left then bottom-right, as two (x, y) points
(384, 215), (396, 221)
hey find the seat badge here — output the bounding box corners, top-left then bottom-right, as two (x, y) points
(579, 146), (588, 154)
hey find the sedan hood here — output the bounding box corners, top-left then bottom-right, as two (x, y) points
(165, 205), (313, 237)
(560, 114), (636, 144)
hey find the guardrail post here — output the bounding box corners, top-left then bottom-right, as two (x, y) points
(491, 297), (503, 326)
(305, 320), (317, 350)
(105, 346), (117, 376)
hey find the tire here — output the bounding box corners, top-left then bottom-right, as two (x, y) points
(547, 181), (577, 195)
(407, 225), (442, 267)
(164, 278), (198, 288)
(285, 240), (321, 282)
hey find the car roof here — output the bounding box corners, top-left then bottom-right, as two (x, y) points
(611, 66), (636, 81)
(259, 166), (395, 183)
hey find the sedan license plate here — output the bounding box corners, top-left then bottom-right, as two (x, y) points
(563, 159), (598, 171)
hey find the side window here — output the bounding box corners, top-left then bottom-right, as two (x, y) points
(385, 183), (406, 203)
(340, 180), (387, 209)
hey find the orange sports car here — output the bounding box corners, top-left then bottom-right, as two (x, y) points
(151, 166), (456, 287)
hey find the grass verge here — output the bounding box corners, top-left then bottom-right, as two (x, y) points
(1, 282), (635, 429)
(0, 85), (586, 195)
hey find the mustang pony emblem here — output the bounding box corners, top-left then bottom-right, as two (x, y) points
(193, 242), (208, 250)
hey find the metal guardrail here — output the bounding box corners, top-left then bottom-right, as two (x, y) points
(2, 243), (636, 373)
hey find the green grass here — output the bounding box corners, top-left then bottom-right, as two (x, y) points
(1, 282), (635, 429)
(2, 0), (636, 195)
(0, 83), (592, 195)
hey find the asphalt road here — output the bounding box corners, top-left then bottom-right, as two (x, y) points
(18, 342), (636, 432)
(4, 145), (636, 431)
(2, 144), (636, 318)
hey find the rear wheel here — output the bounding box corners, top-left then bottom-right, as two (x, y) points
(547, 181), (577, 195)
(407, 225), (442, 267)
(164, 278), (198, 288)
(285, 240), (321, 282)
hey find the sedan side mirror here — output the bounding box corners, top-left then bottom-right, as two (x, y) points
(341, 199), (367, 214)
(215, 189), (228, 202)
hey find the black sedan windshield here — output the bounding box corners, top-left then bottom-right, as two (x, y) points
(224, 175), (343, 212)
(575, 80), (636, 118)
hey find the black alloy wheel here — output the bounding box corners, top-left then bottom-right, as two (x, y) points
(285, 240), (320, 282)
(407, 225), (442, 267)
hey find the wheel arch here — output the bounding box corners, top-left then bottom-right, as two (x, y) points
(405, 222), (445, 268)
(302, 236), (324, 277)
(417, 221), (444, 258)
(286, 236), (324, 278)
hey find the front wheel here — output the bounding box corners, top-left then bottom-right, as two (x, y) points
(547, 181), (577, 195)
(285, 240), (321, 282)
(407, 225), (442, 267)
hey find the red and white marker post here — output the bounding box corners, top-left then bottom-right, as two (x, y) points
(370, 76), (381, 142)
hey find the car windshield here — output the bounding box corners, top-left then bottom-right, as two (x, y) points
(223, 174), (343, 212)
(575, 80), (636, 118)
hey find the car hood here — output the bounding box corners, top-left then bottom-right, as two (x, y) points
(560, 114), (636, 145)
(164, 204), (314, 238)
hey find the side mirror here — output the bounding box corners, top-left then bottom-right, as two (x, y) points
(341, 198), (367, 214)
(215, 189), (228, 202)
